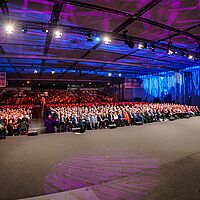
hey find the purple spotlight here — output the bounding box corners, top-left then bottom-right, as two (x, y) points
(44, 152), (160, 199)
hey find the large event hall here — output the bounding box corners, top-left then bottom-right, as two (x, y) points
(0, 0), (200, 200)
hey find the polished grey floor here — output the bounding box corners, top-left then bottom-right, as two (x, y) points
(0, 117), (200, 200)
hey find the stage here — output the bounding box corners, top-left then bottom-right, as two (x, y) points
(0, 117), (200, 200)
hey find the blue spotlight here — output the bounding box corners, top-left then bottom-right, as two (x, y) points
(95, 37), (101, 42)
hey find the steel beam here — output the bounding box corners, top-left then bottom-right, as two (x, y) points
(0, 64), (153, 74)
(6, 77), (123, 83)
(157, 23), (200, 42)
(40, 1), (64, 78)
(56, 0), (199, 42)
(0, 18), (198, 55)
(58, 0), (163, 79)
(0, 54), (162, 67)
(111, 0), (163, 35)
(53, 0), (131, 17)
(0, 45), (21, 78)
(138, 17), (200, 42)
(0, 53), (192, 70)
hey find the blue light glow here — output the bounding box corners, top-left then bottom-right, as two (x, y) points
(142, 72), (183, 98)
(95, 37), (101, 42)
(192, 70), (200, 96)
(139, 71), (174, 79)
(183, 65), (200, 71)
(142, 68), (200, 100)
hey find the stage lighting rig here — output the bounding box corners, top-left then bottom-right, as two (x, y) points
(54, 30), (62, 38)
(194, 54), (199, 61)
(103, 36), (111, 45)
(123, 29), (134, 49)
(5, 24), (14, 34)
(86, 33), (93, 42)
(138, 42), (147, 49)
(167, 49), (174, 55)
(187, 54), (194, 60)
(21, 26), (27, 33)
(180, 50), (185, 57)
(167, 38), (173, 55)
(195, 43), (200, 61)
(125, 39), (134, 49)
(138, 43), (143, 49)
(0, 0), (9, 15)
(149, 43), (155, 52)
(95, 37), (101, 42)
(42, 28), (49, 33)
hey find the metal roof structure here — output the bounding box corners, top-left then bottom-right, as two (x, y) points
(0, 0), (199, 82)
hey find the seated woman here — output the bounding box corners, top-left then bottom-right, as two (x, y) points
(124, 111), (130, 126)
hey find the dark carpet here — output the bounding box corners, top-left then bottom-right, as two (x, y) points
(0, 117), (200, 200)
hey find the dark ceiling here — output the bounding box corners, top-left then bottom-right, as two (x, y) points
(0, 0), (199, 82)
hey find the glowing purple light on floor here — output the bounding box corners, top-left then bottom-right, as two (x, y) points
(44, 152), (160, 199)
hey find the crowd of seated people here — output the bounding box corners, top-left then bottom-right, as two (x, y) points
(0, 90), (18, 105)
(45, 103), (200, 133)
(19, 91), (42, 105)
(0, 89), (117, 106)
(0, 106), (32, 137)
(46, 90), (117, 105)
(0, 90), (41, 106)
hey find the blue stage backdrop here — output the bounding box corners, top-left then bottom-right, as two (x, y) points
(141, 67), (200, 105)
(142, 72), (182, 98)
(191, 71), (200, 96)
